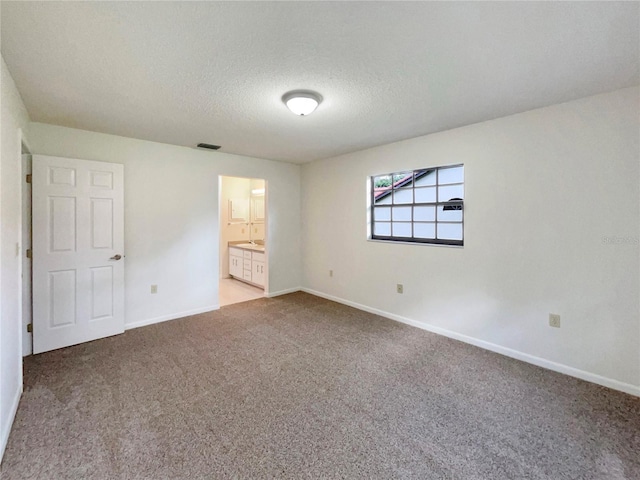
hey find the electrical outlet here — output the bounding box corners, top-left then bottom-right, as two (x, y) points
(241, 228), (245, 234)
(397, 284), (404, 294)
(549, 313), (561, 328)
(151, 285), (158, 294)
(329, 270), (333, 277)
(254, 227), (258, 233)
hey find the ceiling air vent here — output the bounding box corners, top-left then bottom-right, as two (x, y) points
(197, 143), (221, 150)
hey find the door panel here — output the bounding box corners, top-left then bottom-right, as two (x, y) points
(33, 155), (125, 354)
(90, 170), (113, 189)
(90, 266), (113, 320)
(49, 196), (76, 252)
(49, 166), (76, 186)
(49, 269), (76, 327)
(91, 198), (113, 248)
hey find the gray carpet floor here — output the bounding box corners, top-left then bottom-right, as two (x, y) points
(1, 292), (639, 479)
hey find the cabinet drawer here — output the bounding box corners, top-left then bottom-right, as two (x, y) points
(243, 250), (252, 260)
(243, 259), (251, 270)
(252, 252), (265, 262)
(229, 247), (242, 257)
(243, 269), (252, 280)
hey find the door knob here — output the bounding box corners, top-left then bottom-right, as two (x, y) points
(110, 254), (122, 261)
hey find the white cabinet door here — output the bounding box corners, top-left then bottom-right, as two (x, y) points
(229, 254), (243, 278)
(32, 155), (125, 354)
(252, 260), (265, 287)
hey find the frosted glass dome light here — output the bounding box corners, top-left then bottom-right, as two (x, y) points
(283, 91), (322, 116)
(286, 97), (318, 116)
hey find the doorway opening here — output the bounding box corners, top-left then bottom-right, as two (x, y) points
(219, 176), (267, 306)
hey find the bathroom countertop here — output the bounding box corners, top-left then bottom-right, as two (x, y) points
(229, 242), (265, 252)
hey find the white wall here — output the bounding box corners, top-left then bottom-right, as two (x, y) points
(26, 122), (302, 329)
(301, 87), (640, 395)
(1, 57), (30, 460)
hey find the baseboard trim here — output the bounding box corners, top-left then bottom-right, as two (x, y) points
(301, 288), (640, 398)
(0, 384), (22, 463)
(266, 287), (301, 298)
(125, 305), (220, 331)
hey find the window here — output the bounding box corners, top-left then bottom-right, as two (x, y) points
(370, 164), (464, 246)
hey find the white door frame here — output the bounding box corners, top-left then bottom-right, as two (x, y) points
(21, 151), (32, 356)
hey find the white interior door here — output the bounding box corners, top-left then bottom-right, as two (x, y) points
(32, 155), (125, 354)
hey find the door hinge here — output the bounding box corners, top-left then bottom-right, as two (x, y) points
(26, 248), (32, 259)
(26, 174), (32, 184)
(27, 323), (33, 333)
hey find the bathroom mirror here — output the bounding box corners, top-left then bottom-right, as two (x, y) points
(251, 197), (265, 223)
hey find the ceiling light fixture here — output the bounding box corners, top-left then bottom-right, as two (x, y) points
(282, 90), (322, 116)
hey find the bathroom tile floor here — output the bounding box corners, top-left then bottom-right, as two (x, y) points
(219, 278), (264, 306)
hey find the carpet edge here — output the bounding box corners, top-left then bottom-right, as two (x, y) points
(301, 287), (640, 398)
(125, 304), (220, 330)
(266, 287), (302, 298)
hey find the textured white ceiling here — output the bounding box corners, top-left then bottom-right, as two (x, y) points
(2, 2), (639, 163)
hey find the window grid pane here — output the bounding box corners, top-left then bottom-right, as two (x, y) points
(438, 165), (464, 185)
(415, 186), (436, 203)
(374, 222), (391, 236)
(374, 206), (391, 221)
(392, 222), (412, 238)
(438, 184), (464, 203)
(392, 172), (413, 190)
